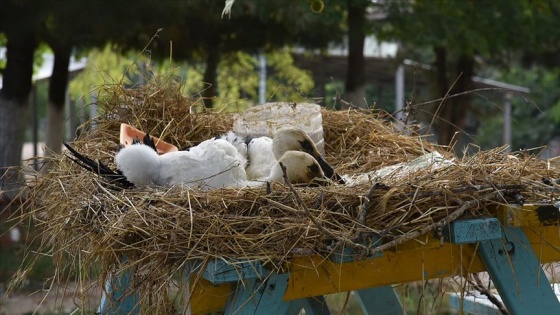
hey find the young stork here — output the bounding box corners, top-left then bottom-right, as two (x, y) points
(65, 127), (332, 190)
(114, 136), (330, 189)
(246, 127), (345, 184)
(115, 137), (247, 189)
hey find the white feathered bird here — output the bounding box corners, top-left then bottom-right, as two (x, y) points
(245, 136), (275, 180)
(115, 128), (334, 189)
(245, 127), (344, 183)
(115, 137), (248, 189)
(65, 127), (337, 190)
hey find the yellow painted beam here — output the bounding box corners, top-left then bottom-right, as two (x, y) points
(284, 225), (560, 300)
(190, 224), (560, 313)
(285, 240), (481, 300)
(495, 204), (560, 227)
(191, 278), (233, 314)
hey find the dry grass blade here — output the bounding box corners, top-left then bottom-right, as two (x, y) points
(9, 75), (560, 312)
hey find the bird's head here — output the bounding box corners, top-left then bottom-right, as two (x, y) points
(272, 127), (344, 184)
(270, 151), (331, 185)
(119, 123), (178, 154)
(272, 127), (320, 160)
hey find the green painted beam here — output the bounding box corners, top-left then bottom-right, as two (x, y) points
(354, 286), (406, 315)
(478, 226), (560, 315)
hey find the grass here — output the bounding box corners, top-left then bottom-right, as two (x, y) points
(0, 203), (57, 288)
(0, 213), (463, 314)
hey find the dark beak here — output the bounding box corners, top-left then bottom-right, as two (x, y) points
(315, 154), (345, 184)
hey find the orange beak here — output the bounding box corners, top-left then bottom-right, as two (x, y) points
(119, 123), (178, 154)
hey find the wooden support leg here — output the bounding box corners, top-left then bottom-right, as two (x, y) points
(224, 273), (297, 315)
(354, 286), (406, 315)
(300, 295), (331, 315)
(478, 226), (560, 315)
(98, 265), (140, 315)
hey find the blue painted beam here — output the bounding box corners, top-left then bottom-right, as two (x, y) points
(224, 273), (296, 315)
(202, 260), (330, 314)
(98, 265), (140, 315)
(301, 296), (331, 315)
(203, 258), (266, 285)
(443, 217), (501, 244)
(354, 286), (406, 315)
(478, 226), (560, 315)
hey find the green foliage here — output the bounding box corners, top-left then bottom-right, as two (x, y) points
(142, 0), (345, 64)
(0, 0), (49, 37)
(69, 47), (314, 112)
(549, 100), (560, 123)
(266, 49), (314, 102)
(372, 0), (560, 150)
(377, 1), (535, 58)
(196, 49), (314, 111)
(215, 51), (259, 111)
(32, 43), (50, 75)
(69, 45), (137, 106)
(0, 33), (5, 69)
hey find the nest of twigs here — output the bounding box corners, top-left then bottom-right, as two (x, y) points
(14, 77), (560, 312)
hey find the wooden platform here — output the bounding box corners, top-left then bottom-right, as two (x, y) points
(98, 204), (560, 314)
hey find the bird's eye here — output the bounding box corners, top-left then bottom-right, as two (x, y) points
(299, 140), (313, 153)
(308, 164), (320, 174)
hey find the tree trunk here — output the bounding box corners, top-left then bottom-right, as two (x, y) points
(0, 34), (37, 200)
(343, 0), (367, 108)
(433, 47), (474, 150)
(202, 48), (220, 108)
(43, 44), (72, 171)
(434, 46), (448, 97)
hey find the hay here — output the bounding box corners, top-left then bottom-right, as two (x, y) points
(322, 109), (441, 174)
(14, 77), (560, 312)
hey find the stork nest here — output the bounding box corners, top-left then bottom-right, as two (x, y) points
(11, 78), (560, 312)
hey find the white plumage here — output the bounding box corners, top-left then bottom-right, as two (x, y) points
(341, 152), (454, 187)
(115, 128), (332, 189)
(116, 138), (247, 189)
(246, 136), (275, 180)
(218, 131), (248, 169)
(245, 127), (342, 183)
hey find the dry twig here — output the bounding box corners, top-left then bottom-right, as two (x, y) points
(467, 274), (509, 314)
(9, 76), (560, 312)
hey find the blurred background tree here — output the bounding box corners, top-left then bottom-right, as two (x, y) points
(3, 2), (560, 310)
(0, 0), (46, 198)
(374, 0), (560, 150)
(2, 0), (560, 199)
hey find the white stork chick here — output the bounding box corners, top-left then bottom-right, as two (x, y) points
(268, 151), (330, 185)
(246, 136), (275, 180)
(246, 127), (344, 183)
(115, 137), (247, 189)
(115, 135), (331, 189)
(218, 131), (248, 169)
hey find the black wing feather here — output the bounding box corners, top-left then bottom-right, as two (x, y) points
(142, 133), (158, 152)
(63, 142), (135, 189)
